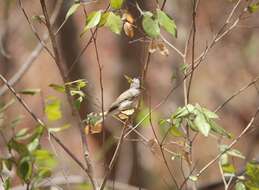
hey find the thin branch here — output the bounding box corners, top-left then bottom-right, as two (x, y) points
(193, 0), (248, 66)
(18, 0), (55, 59)
(196, 107), (259, 177)
(39, 1), (97, 189)
(148, 96), (179, 188)
(123, 0), (248, 139)
(66, 4), (110, 77)
(215, 76), (259, 113)
(0, 0), (62, 96)
(99, 125), (127, 190)
(160, 34), (185, 58)
(92, 30), (105, 144)
(186, 0), (198, 103)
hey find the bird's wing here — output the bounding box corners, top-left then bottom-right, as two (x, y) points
(108, 89), (135, 113)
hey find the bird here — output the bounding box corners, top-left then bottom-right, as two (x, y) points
(101, 78), (142, 120)
(108, 78), (141, 114)
(85, 78), (142, 134)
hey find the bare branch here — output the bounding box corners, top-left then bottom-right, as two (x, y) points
(0, 0), (62, 96)
(99, 125), (127, 190)
(215, 76), (259, 113)
(18, 0), (55, 59)
(39, 0), (97, 189)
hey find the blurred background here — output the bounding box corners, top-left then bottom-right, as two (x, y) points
(0, 0), (259, 189)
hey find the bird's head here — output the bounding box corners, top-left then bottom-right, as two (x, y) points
(130, 78), (140, 89)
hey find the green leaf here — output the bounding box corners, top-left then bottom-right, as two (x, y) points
(15, 128), (31, 140)
(189, 175), (198, 182)
(245, 161), (259, 186)
(8, 139), (29, 155)
(194, 112), (211, 136)
(45, 97), (62, 121)
(70, 90), (85, 97)
(3, 177), (11, 190)
(19, 88), (41, 95)
(3, 158), (14, 171)
(196, 104), (218, 119)
(99, 12), (110, 27)
(16, 128), (29, 137)
(220, 153), (229, 166)
(142, 14), (160, 38)
(18, 157), (32, 182)
(173, 104), (195, 119)
(170, 125), (183, 137)
(157, 9), (177, 37)
(37, 167), (52, 178)
(220, 145), (245, 159)
(82, 10), (102, 34)
(105, 12), (123, 34)
(222, 163), (236, 174)
(33, 150), (57, 169)
(65, 79), (87, 87)
(49, 84), (65, 93)
(65, 3), (80, 20)
(10, 115), (24, 128)
(210, 120), (232, 138)
(235, 182), (246, 190)
(248, 3), (259, 13)
(48, 124), (70, 133)
(110, 0), (124, 9)
(136, 107), (150, 127)
(0, 99), (15, 113)
(74, 96), (83, 109)
(27, 138), (40, 152)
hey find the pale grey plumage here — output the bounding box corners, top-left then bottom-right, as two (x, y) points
(107, 78), (141, 115)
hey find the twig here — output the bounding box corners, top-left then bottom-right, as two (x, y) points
(99, 125), (127, 190)
(196, 107), (259, 177)
(92, 30), (105, 144)
(39, 1), (97, 189)
(66, 4), (110, 77)
(18, 0), (55, 59)
(123, 0), (247, 139)
(193, 0), (248, 66)
(160, 35), (185, 58)
(186, 0), (198, 103)
(215, 76), (259, 113)
(0, 0), (62, 96)
(148, 96), (179, 188)
(161, 0), (167, 10)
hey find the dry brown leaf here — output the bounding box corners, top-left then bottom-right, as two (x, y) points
(85, 122), (102, 135)
(158, 42), (169, 56)
(149, 41), (158, 54)
(124, 22), (134, 38)
(122, 11), (134, 24)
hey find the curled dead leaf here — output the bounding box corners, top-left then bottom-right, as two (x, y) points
(122, 11), (134, 24)
(124, 22), (134, 38)
(158, 42), (169, 56)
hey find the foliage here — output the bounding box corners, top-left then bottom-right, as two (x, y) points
(159, 104), (231, 138)
(1, 0), (259, 189)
